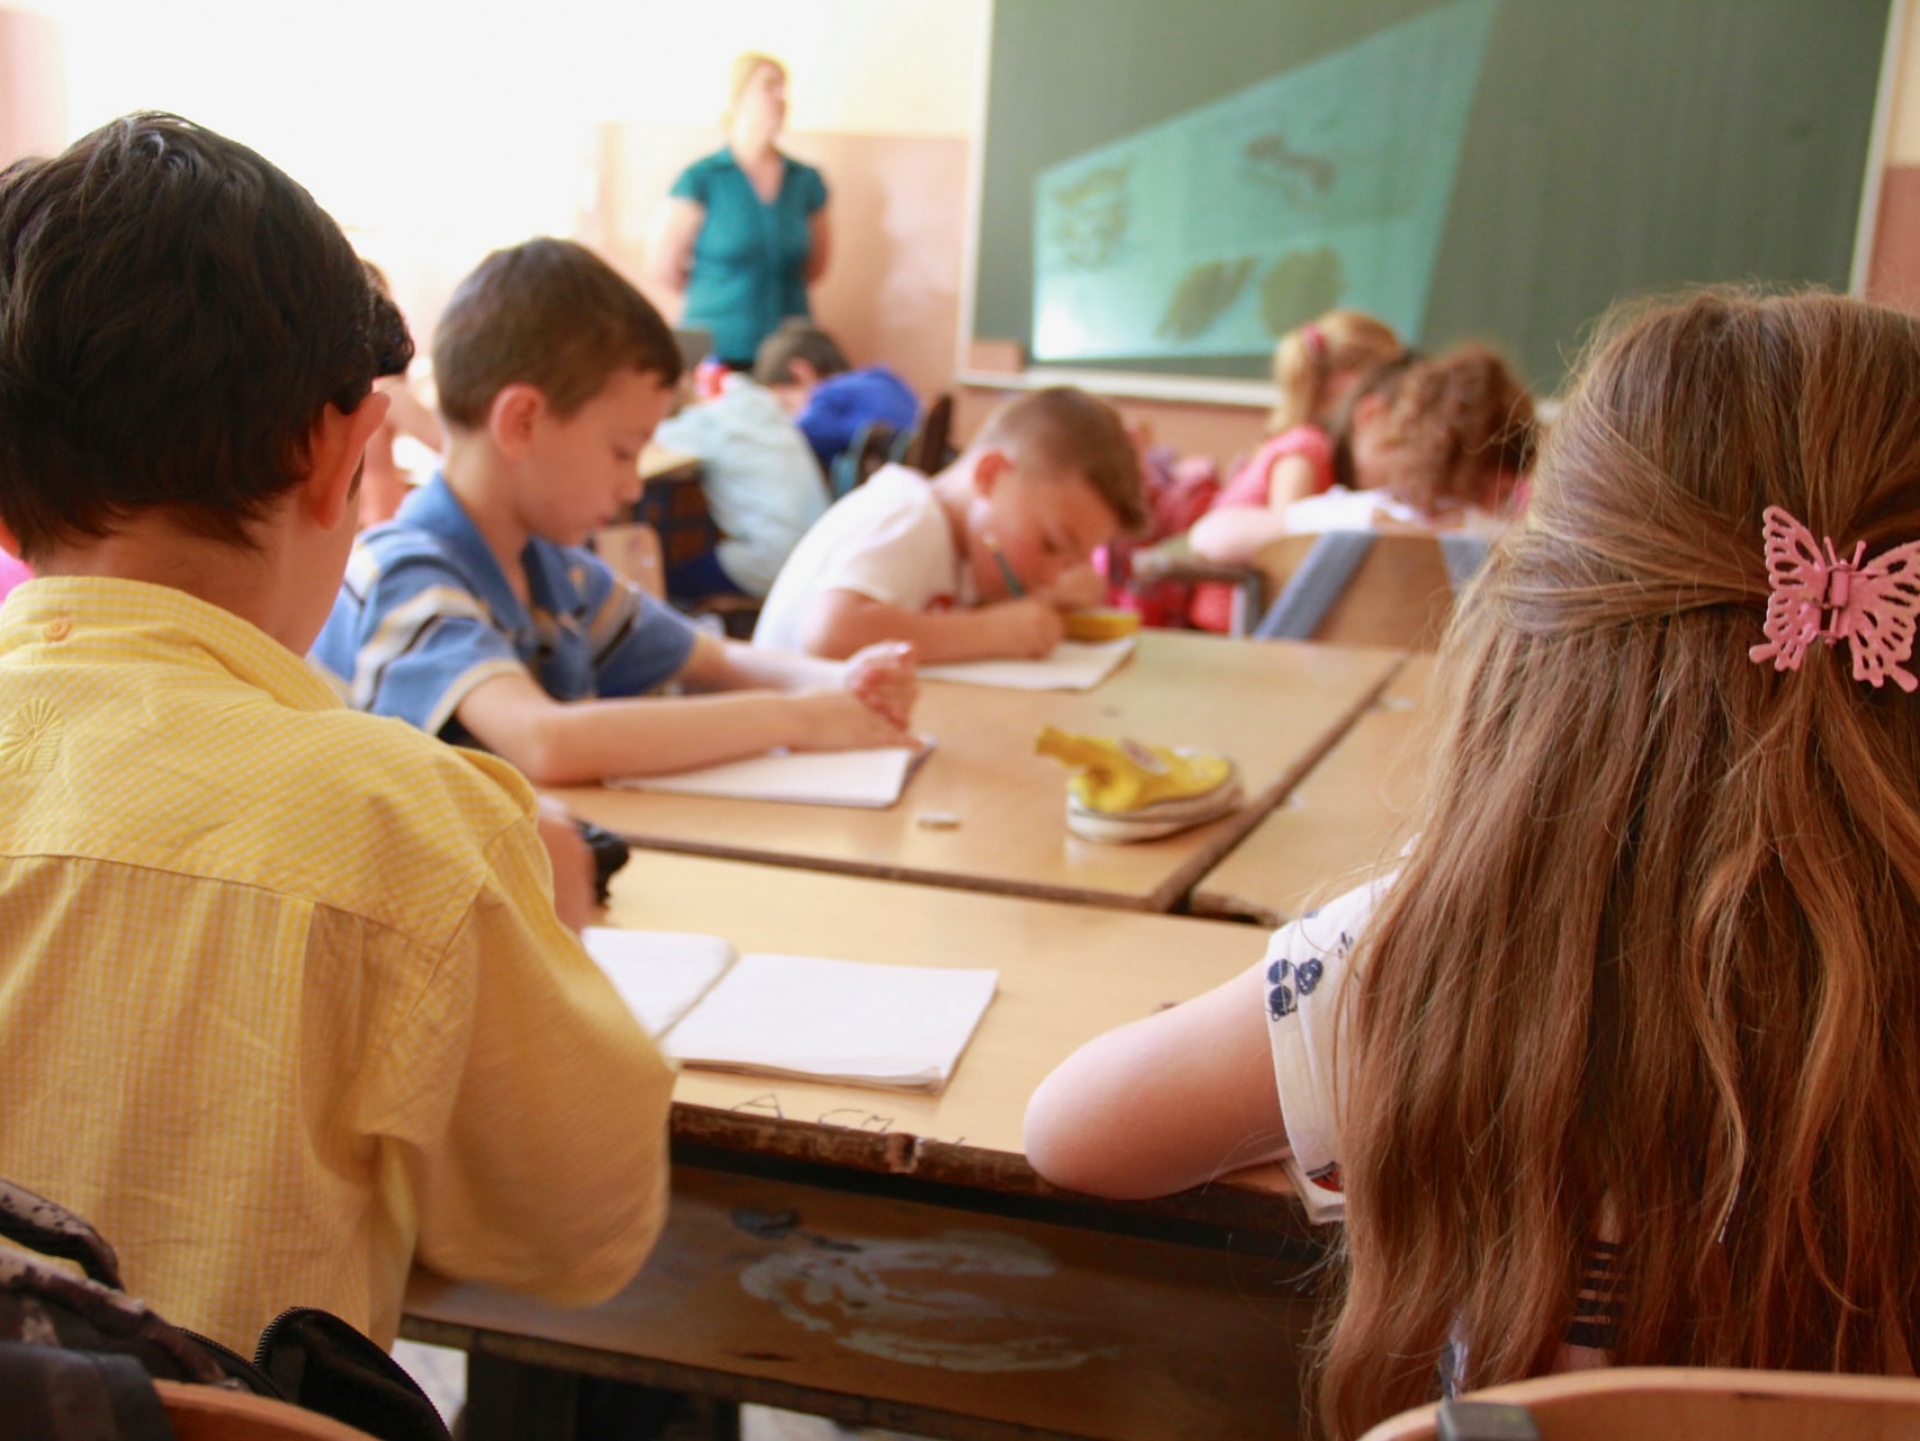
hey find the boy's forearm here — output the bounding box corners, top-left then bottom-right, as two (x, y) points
(803, 596), (1011, 665)
(481, 691), (811, 785)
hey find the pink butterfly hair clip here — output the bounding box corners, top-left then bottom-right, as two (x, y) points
(1748, 506), (1920, 693)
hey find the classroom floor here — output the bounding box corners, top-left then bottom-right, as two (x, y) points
(392, 1340), (928, 1440)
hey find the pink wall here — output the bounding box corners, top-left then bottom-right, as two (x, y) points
(0, 8), (65, 169)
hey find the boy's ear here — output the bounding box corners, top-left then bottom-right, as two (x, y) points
(301, 394), (390, 530)
(487, 383), (546, 459)
(971, 448), (1013, 497)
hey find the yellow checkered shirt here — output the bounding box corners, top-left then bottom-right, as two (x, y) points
(0, 578), (673, 1350)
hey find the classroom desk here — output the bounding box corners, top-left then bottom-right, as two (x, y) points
(403, 853), (1326, 1441)
(1189, 654), (1434, 927)
(549, 631), (1404, 913)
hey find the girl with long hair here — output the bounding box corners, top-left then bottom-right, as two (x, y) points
(1026, 290), (1920, 1437)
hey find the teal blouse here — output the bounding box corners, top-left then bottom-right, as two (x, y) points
(671, 148), (828, 366)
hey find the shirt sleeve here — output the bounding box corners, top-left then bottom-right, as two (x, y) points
(797, 161), (828, 214)
(668, 156), (711, 205)
(1262, 877), (1387, 1224)
(315, 544), (527, 738)
(582, 564), (701, 698)
(380, 809), (676, 1306)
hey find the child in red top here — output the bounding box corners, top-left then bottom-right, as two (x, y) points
(1188, 310), (1403, 631)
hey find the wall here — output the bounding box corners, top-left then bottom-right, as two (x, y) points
(1870, 2), (1920, 309)
(0, 7), (63, 167)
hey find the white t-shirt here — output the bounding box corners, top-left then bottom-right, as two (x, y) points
(1263, 876), (1390, 1224)
(753, 464), (971, 653)
(1284, 486), (1509, 540)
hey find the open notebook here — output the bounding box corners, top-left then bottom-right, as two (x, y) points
(606, 742), (932, 809)
(921, 636), (1137, 691)
(581, 927), (998, 1093)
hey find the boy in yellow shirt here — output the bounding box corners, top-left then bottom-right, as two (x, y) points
(0, 114), (673, 1352)
(313, 238), (916, 784)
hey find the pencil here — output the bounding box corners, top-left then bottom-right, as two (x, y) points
(983, 532), (1025, 598)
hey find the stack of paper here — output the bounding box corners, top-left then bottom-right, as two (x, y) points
(920, 636), (1137, 691)
(582, 928), (998, 1093)
(606, 743), (931, 809)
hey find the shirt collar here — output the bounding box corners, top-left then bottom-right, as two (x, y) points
(0, 576), (344, 713)
(395, 473), (588, 629)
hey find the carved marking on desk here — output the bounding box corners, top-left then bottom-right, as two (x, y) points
(740, 1232), (1120, 1372)
(731, 1094), (786, 1119)
(817, 1108), (895, 1133)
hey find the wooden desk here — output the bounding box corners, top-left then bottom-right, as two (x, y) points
(404, 855), (1323, 1440)
(1190, 654), (1435, 926)
(552, 632), (1403, 913)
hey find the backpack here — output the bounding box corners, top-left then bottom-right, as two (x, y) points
(0, 1177), (448, 1441)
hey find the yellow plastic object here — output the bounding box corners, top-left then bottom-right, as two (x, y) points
(1062, 608), (1142, 642)
(1034, 726), (1235, 815)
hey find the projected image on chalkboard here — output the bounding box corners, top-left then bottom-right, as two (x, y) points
(1032, 0), (1495, 364)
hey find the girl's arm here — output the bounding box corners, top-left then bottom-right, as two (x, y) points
(1024, 959), (1289, 1199)
(1188, 454), (1317, 564)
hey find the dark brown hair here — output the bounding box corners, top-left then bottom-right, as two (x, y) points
(0, 113), (412, 557)
(974, 387), (1147, 534)
(752, 318), (850, 386)
(432, 238), (681, 430)
(1320, 291), (1920, 1436)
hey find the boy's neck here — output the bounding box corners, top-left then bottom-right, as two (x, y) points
(440, 437), (534, 601)
(33, 510), (318, 653)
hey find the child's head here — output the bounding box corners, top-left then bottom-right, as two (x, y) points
(433, 239), (683, 545)
(1270, 308), (1403, 433)
(0, 113), (412, 561)
(958, 388), (1146, 601)
(1333, 343), (1535, 518)
(1320, 291), (1920, 1436)
(752, 319), (850, 412)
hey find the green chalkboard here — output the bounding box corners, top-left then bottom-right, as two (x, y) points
(974, 0), (1893, 394)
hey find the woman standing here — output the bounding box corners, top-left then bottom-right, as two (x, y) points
(648, 53), (831, 369)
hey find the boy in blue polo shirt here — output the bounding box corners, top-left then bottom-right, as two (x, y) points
(314, 239), (915, 785)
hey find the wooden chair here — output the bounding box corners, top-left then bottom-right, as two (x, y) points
(592, 521), (665, 599)
(1249, 530), (1490, 650)
(1359, 1368), (1920, 1441)
(155, 1380), (382, 1440)
(902, 392), (955, 473)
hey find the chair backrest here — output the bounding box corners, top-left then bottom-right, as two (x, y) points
(1250, 530), (1489, 650)
(828, 419), (898, 498)
(592, 522), (666, 598)
(156, 1380), (381, 1441)
(902, 392), (955, 474)
(1359, 1367), (1920, 1441)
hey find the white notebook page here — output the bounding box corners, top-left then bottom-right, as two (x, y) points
(606, 743), (928, 809)
(660, 952), (999, 1092)
(581, 927), (734, 1037)
(920, 637), (1136, 691)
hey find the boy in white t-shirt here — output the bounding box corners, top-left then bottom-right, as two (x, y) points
(753, 387), (1146, 662)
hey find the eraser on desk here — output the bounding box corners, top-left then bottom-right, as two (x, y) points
(1063, 608), (1141, 642)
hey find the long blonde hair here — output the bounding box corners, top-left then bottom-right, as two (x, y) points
(1320, 291), (1920, 1437)
(1272, 308), (1403, 432)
